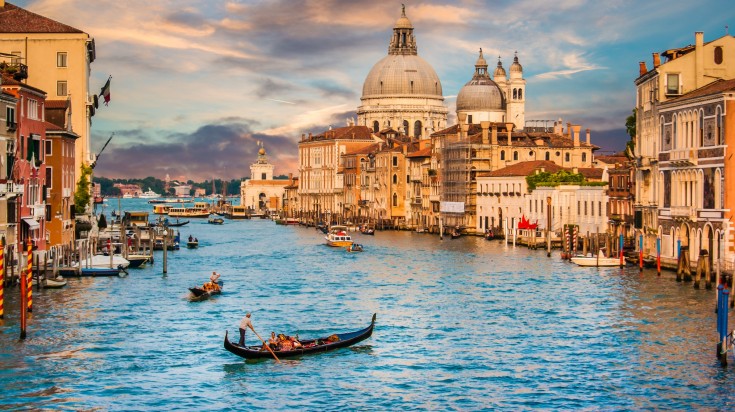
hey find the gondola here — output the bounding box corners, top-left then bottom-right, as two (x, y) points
(189, 283), (222, 301)
(167, 220), (190, 227)
(224, 313), (376, 359)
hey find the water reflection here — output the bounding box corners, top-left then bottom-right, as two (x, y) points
(0, 201), (733, 409)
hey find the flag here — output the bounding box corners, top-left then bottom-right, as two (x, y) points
(99, 76), (111, 106)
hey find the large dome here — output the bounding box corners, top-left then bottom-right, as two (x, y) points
(362, 55), (443, 97)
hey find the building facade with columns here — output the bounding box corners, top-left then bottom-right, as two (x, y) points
(241, 145), (290, 214)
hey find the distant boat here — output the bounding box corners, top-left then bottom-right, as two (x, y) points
(122, 193), (134, 199)
(325, 225), (353, 247)
(571, 252), (624, 267)
(139, 188), (160, 199)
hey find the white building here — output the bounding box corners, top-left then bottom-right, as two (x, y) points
(527, 185), (609, 236)
(356, 6), (448, 138)
(241, 145), (289, 213)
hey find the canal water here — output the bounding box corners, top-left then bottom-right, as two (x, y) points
(1, 199), (734, 410)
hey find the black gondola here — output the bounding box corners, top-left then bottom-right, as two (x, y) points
(168, 220), (190, 227)
(224, 314), (376, 359)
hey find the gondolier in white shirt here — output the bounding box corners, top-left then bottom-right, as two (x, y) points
(239, 312), (254, 346)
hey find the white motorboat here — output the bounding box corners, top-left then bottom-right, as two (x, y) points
(139, 188), (160, 199)
(73, 254), (130, 269)
(571, 252), (624, 267)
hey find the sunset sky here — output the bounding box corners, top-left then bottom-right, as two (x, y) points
(12, 0), (734, 181)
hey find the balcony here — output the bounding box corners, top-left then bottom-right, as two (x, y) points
(670, 205), (695, 218)
(669, 149), (697, 167)
(31, 204), (45, 220)
(411, 197), (422, 205)
(0, 182), (23, 195)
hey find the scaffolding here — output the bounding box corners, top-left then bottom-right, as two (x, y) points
(440, 132), (473, 230)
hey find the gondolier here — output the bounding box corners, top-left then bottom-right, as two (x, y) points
(239, 312), (254, 346)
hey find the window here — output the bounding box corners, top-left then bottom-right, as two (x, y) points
(45, 140), (52, 156)
(518, 89), (522, 99)
(715, 46), (723, 65)
(513, 151), (518, 160)
(666, 73), (680, 95)
(468, 115), (473, 124)
(261, 173), (266, 180)
(392, 174), (397, 184)
(599, 201), (602, 216)
(46, 167), (52, 188)
(699, 111), (704, 146)
(393, 156), (397, 167)
(513, 88), (518, 99)
(545, 152), (550, 161)
(28, 99), (38, 120)
(57, 80), (68, 96)
(565, 153), (570, 162)
(57, 52), (67, 68)
(529, 151), (534, 158)
(716, 107), (722, 145)
(414, 120), (422, 138)
(392, 193), (398, 207)
(5, 106), (15, 128)
(582, 153), (587, 162)
(403, 120), (409, 135)
(373, 121), (379, 133)
(500, 150), (505, 161)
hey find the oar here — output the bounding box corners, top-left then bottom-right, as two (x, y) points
(251, 328), (281, 363)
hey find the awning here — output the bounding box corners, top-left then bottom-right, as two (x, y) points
(22, 218), (40, 230)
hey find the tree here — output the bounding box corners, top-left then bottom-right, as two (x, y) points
(74, 163), (93, 214)
(625, 108), (636, 159)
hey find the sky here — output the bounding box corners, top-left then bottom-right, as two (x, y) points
(12, 0), (735, 181)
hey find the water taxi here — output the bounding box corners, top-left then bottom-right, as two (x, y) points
(224, 205), (250, 219)
(168, 207), (209, 218)
(571, 251), (624, 267)
(153, 204), (171, 214)
(325, 225), (353, 247)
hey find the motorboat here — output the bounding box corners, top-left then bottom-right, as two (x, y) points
(139, 188), (160, 199)
(208, 215), (224, 225)
(571, 252), (624, 267)
(325, 225), (353, 247)
(73, 254), (131, 269)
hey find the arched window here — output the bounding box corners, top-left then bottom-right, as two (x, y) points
(715, 46), (723, 64)
(392, 193), (398, 207)
(373, 121), (380, 133)
(500, 150), (505, 160)
(582, 152), (587, 162)
(672, 114), (677, 149)
(545, 152), (550, 160)
(414, 120), (422, 138)
(518, 89), (523, 99)
(392, 174), (397, 184)
(402, 120), (409, 135)
(699, 111), (704, 147)
(565, 153), (570, 162)
(513, 88), (518, 99)
(513, 151), (518, 160)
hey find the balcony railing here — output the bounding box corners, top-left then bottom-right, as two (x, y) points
(669, 149), (697, 166)
(670, 205), (695, 218)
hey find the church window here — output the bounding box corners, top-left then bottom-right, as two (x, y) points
(545, 152), (550, 161)
(582, 153), (587, 162)
(715, 46), (723, 64)
(513, 151), (518, 160)
(414, 121), (422, 138)
(373, 121), (380, 133)
(403, 120), (409, 135)
(518, 89), (522, 99)
(529, 150), (534, 158)
(468, 115), (473, 124)
(513, 89), (517, 99)
(565, 153), (570, 162)
(555, 151), (560, 157)
(500, 150), (505, 160)
(699, 110), (704, 146)
(261, 173), (266, 180)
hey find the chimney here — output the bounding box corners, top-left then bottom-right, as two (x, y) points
(491, 124), (498, 145)
(586, 128), (591, 145)
(572, 125), (581, 147)
(566, 122), (571, 138)
(652, 53), (660, 68)
(555, 118), (563, 135)
(695, 31), (704, 89)
(505, 123), (514, 146)
(639, 61), (648, 77)
(480, 121), (490, 144)
(288, 173), (293, 183)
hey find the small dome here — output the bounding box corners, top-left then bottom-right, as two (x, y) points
(494, 59), (506, 77)
(394, 5), (412, 29)
(456, 78), (505, 112)
(510, 54), (523, 73)
(475, 48), (487, 67)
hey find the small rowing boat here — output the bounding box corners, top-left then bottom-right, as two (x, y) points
(224, 314), (376, 359)
(189, 282), (222, 301)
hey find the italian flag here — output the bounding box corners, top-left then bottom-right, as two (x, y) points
(100, 76), (111, 106)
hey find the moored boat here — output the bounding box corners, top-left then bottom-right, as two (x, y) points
(224, 313), (376, 359)
(571, 252), (624, 267)
(325, 225), (353, 247)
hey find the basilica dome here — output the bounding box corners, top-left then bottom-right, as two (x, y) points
(456, 50), (505, 112)
(362, 55), (443, 97)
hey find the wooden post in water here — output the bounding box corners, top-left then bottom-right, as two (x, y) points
(546, 197), (552, 257)
(0, 244), (4, 319)
(162, 230), (168, 274)
(26, 239), (32, 313)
